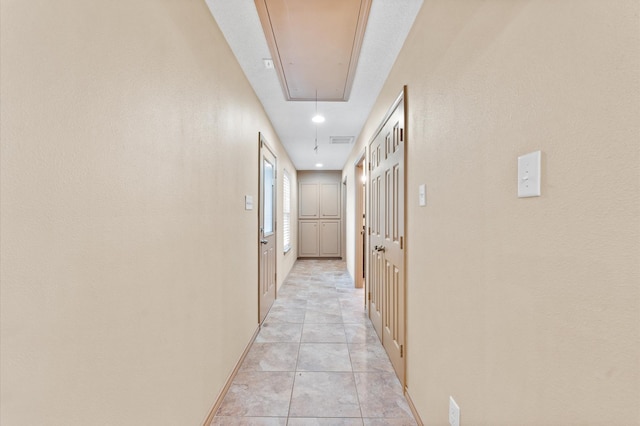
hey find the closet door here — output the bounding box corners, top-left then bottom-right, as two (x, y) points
(298, 221), (319, 256)
(320, 220), (341, 257)
(299, 183), (319, 219)
(320, 183), (340, 218)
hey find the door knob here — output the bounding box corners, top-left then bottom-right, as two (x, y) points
(260, 239), (268, 244)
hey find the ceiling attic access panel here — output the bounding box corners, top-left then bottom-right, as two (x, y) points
(255, 0), (372, 102)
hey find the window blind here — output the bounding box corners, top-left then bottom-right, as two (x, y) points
(283, 170), (291, 252)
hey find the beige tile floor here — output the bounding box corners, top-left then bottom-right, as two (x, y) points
(213, 259), (417, 426)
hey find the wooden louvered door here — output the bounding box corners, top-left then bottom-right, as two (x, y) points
(368, 89), (406, 384)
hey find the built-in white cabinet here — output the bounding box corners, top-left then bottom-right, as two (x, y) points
(298, 220), (341, 257)
(320, 183), (340, 218)
(298, 221), (319, 256)
(297, 171), (342, 258)
(319, 220), (341, 256)
(299, 183), (319, 219)
(298, 182), (340, 219)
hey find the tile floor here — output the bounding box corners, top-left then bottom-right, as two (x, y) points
(213, 259), (417, 426)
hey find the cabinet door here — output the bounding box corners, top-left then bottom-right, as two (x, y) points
(320, 183), (340, 218)
(320, 220), (341, 257)
(299, 183), (319, 218)
(298, 221), (319, 257)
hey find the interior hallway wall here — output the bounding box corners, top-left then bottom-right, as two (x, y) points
(343, 0), (639, 424)
(0, 0), (296, 424)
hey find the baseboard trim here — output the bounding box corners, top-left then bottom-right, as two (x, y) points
(405, 387), (424, 426)
(297, 257), (342, 260)
(202, 325), (261, 426)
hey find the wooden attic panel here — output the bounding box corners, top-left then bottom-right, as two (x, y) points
(255, 0), (371, 101)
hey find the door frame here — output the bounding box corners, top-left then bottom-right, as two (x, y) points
(258, 133), (277, 324)
(354, 149), (367, 290)
(342, 176), (347, 261)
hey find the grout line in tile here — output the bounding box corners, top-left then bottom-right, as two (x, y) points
(286, 303), (304, 423)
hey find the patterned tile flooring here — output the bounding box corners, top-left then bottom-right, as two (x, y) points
(213, 259), (417, 426)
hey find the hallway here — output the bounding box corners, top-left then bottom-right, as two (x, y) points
(213, 260), (416, 425)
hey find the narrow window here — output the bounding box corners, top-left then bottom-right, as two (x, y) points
(263, 159), (274, 235)
(283, 170), (291, 253)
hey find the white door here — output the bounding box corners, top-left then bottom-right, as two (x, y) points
(368, 90), (406, 384)
(259, 135), (277, 323)
(369, 132), (384, 338)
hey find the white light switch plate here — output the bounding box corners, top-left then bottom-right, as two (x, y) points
(449, 396), (460, 426)
(245, 195), (253, 210)
(518, 150), (541, 198)
(419, 184), (426, 206)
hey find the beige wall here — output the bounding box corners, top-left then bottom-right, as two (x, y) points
(298, 170), (343, 184)
(344, 0), (639, 424)
(0, 0), (296, 424)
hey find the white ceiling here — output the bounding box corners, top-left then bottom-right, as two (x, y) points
(205, 0), (423, 170)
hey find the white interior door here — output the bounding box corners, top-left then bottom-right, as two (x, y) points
(259, 135), (277, 323)
(367, 90), (406, 385)
(369, 132), (384, 339)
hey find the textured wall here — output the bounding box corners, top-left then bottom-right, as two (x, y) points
(0, 0), (295, 424)
(344, 0), (639, 424)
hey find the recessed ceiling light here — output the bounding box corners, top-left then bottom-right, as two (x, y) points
(315, 163), (323, 168)
(312, 114), (325, 123)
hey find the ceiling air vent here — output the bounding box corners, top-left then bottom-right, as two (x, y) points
(330, 136), (354, 145)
